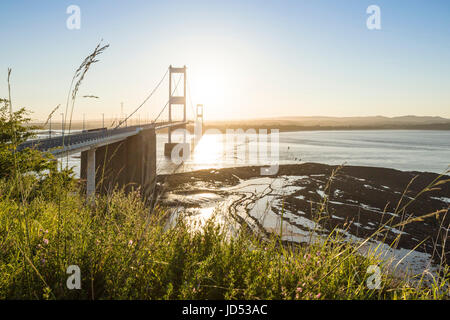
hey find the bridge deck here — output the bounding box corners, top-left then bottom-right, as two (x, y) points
(18, 121), (189, 158)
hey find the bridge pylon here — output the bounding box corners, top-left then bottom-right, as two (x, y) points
(196, 104), (203, 126)
(164, 65), (188, 157)
(168, 65), (186, 141)
(196, 103), (204, 136)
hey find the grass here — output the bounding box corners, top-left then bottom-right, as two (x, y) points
(0, 173), (448, 299)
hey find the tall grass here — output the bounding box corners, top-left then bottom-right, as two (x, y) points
(0, 173), (448, 299)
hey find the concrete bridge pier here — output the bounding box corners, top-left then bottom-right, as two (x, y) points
(81, 128), (157, 200)
(164, 123), (191, 160)
(86, 149), (96, 201)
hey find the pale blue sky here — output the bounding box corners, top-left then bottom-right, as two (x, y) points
(1, 0), (449, 121)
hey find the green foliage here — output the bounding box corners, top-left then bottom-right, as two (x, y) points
(0, 182), (448, 299)
(0, 100), (76, 200)
(0, 98), (36, 145)
(0, 99), (55, 179)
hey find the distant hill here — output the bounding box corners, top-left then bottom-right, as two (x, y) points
(203, 116), (450, 132)
(261, 115), (450, 126)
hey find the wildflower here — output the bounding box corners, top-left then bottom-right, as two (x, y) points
(43, 239), (49, 245)
(41, 258), (46, 264)
(296, 287), (303, 293)
(128, 240), (133, 246)
(315, 293), (321, 299)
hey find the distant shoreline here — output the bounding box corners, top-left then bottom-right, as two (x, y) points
(29, 122), (450, 132)
(200, 123), (450, 132)
(29, 115), (450, 132)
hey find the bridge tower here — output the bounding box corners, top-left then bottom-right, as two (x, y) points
(168, 65), (186, 142)
(164, 65), (188, 156)
(196, 104), (203, 126)
(191, 104), (204, 150)
(196, 104), (204, 136)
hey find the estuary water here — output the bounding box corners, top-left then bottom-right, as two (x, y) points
(38, 130), (450, 177)
(158, 130), (450, 175)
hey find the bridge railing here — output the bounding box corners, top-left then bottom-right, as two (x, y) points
(17, 121), (182, 153)
(18, 125), (145, 152)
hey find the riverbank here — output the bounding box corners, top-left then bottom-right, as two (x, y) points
(158, 163), (450, 273)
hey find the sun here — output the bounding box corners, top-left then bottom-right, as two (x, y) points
(187, 57), (232, 120)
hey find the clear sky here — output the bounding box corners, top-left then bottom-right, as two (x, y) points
(1, 0), (449, 121)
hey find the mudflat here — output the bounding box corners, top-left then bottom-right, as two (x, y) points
(158, 163), (450, 265)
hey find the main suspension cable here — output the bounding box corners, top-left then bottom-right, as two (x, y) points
(115, 67), (169, 129)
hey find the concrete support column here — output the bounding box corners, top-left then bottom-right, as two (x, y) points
(81, 128), (157, 200)
(86, 148), (96, 199)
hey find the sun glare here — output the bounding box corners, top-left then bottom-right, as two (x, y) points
(191, 133), (224, 167)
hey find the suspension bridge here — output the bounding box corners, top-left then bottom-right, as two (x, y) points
(18, 65), (203, 199)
